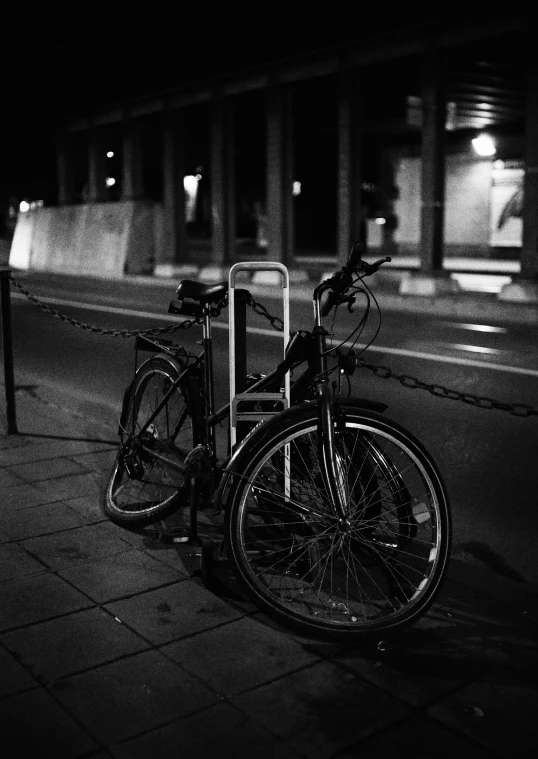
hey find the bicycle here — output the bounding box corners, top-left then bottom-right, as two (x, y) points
(101, 242), (451, 640)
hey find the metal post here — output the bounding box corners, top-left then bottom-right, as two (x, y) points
(0, 269), (17, 434)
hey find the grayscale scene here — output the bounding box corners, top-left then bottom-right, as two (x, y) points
(0, 14), (536, 758)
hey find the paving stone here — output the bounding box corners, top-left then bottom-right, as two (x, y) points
(0, 644), (39, 698)
(110, 701), (302, 759)
(231, 660), (412, 759)
(20, 522), (134, 569)
(162, 616), (319, 697)
(36, 471), (102, 500)
(1, 480), (65, 510)
(64, 494), (106, 524)
(336, 713), (495, 758)
(0, 684), (98, 757)
(1, 500), (87, 540)
(59, 549), (187, 603)
(428, 675), (538, 757)
(0, 573), (93, 632)
(1, 606), (149, 682)
(104, 579), (243, 645)
(0, 542), (46, 582)
(50, 650), (219, 746)
(332, 631), (483, 708)
(8, 456), (90, 483)
(0, 438), (113, 466)
(0, 468), (25, 487)
(71, 448), (117, 471)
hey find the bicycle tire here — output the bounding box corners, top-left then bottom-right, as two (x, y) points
(102, 356), (204, 527)
(223, 401), (451, 641)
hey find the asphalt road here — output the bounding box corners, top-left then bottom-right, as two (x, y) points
(5, 271), (538, 585)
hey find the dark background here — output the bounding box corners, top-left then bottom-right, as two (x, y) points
(0, 14), (524, 200)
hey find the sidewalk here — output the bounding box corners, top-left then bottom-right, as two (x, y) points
(1, 386), (537, 758)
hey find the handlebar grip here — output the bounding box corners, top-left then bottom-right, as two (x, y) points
(345, 241), (365, 272)
(321, 289), (339, 317)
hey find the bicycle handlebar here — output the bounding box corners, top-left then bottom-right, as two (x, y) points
(319, 243), (391, 317)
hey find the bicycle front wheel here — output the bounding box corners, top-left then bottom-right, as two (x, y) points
(224, 402), (451, 640)
(102, 356), (203, 527)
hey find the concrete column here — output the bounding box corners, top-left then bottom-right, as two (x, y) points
(499, 64), (538, 302)
(400, 51), (458, 296)
(122, 116), (144, 200)
(87, 128), (107, 203)
(209, 97), (231, 267)
(162, 110), (186, 264)
(56, 130), (74, 205)
(337, 62), (361, 266)
(266, 84), (293, 265)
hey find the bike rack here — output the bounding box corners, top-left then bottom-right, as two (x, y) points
(228, 262), (290, 450)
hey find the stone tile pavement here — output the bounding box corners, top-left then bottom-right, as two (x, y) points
(1, 386), (537, 757)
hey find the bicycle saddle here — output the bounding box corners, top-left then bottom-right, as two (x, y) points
(176, 279), (228, 304)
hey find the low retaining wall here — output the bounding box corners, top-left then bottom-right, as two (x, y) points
(9, 201), (155, 277)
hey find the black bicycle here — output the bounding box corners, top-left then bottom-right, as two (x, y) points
(102, 242), (451, 640)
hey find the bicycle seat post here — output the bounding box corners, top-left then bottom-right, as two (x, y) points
(202, 301), (216, 456)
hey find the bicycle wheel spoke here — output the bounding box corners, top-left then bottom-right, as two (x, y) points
(226, 404), (450, 639)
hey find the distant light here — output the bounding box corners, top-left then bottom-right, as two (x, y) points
(493, 159), (505, 170)
(19, 200), (30, 213)
(195, 174), (202, 180)
(105, 177), (116, 187)
(292, 181), (301, 196)
(375, 217), (386, 225)
(195, 165), (203, 174)
(472, 134), (496, 157)
(184, 175), (198, 194)
(107, 151), (114, 158)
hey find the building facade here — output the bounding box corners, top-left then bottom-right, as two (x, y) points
(11, 17), (538, 301)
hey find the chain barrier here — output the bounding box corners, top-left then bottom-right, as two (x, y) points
(354, 355), (538, 418)
(243, 291), (284, 332)
(9, 274), (537, 418)
(9, 275), (228, 338)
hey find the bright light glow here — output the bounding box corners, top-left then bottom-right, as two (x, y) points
(183, 175), (198, 194)
(375, 217), (386, 225)
(105, 177), (116, 187)
(19, 200), (30, 213)
(195, 173), (202, 180)
(184, 175), (199, 222)
(292, 181), (301, 196)
(493, 159), (505, 170)
(107, 151), (114, 158)
(472, 134), (496, 157)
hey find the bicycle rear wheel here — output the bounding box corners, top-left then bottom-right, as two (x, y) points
(102, 356), (204, 527)
(223, 401), (451, 640)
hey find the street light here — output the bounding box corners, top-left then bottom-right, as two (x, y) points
(472, 134), (496, 157)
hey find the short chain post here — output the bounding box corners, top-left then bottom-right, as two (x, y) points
(1, 270), (17, 434)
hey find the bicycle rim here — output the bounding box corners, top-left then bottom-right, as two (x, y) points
(103, 359), (196, 524)
(225, 405), (451, 640)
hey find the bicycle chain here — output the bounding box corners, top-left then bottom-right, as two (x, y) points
(354, 355), (538, 418)
(10, 274), (536, 417)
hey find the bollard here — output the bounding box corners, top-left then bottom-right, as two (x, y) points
(0, 269), (17, 434)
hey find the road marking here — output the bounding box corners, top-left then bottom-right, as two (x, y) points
(441, 343), (505, 356)
(13, 293), (538, 378)
(440, 321), (508, 334)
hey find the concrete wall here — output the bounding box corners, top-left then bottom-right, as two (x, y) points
(9, 201), (156, 277)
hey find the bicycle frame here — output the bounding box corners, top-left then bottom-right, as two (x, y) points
(127, 267), (369, 525)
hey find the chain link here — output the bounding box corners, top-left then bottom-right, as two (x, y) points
(355, 356), (538, 418)
(9, 276), (227, 338)
(10, 274), (537, 417)
(242, 291), (284, 331)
